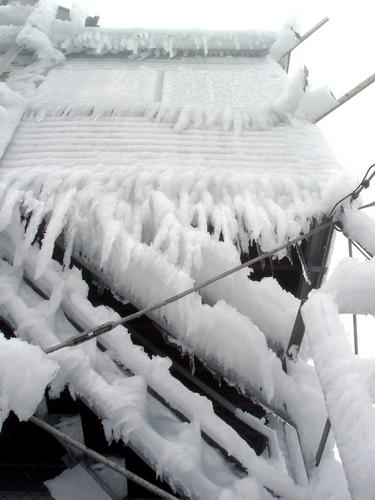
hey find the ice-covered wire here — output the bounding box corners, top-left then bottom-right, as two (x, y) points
(328, 163), (375, 218)
(45, 220), (333, 354)
(30, 416), (179, 500)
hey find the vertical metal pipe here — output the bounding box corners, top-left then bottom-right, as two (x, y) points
(348, 239), (359, 354)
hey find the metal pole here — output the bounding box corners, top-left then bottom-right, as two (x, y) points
(280, 17), (329, 58)
(359, 200), (375, 210)
(0, 44), (23, 77)
(348, 238), (372, 260)
(30, 416), (179, 500)
(348, 239), (359, 354)
(314, 73), (375, 123)
(315, 419), (331, 467)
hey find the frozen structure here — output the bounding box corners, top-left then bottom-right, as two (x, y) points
(0, 1), (374, 499)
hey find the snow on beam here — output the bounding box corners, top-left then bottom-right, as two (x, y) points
(302, 286), (375, 500)
(340, 207), (375, 257)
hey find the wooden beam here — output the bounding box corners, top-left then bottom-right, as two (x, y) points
(314, 73), (375, 123)
(0, 44), (23, 77)
(281, 17), (329, 59)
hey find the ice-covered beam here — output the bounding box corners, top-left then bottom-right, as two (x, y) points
(314, 73), (375, 123)
(280, 17), (329, 59)
(303, 291), (375, 500)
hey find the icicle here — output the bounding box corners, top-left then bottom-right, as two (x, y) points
(174, 107), (193, 132)
(256, 241), (266, 272)
(35, 189), (76, 279)
(202, 36), (208, 56)
(63, 223), (77, 270)
(295, 243), (311, 285)
(0, 187), (22, 233)
(167, 36), (174, 58)
(269, 257), (274, 277)
(192, 108), (204, 128)
(222, 106), (233, 132)
(14, 201), (46, 267)
(189, 354), (195, 375)
(233, 109), (243, 135)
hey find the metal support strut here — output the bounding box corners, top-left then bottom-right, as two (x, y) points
(30, 416), (178, 500)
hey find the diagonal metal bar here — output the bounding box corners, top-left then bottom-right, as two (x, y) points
(30, 416), (178, 500)
(315, 419), (331, 467)
(348, 238), (373, 260)
(314, 73), (375, 123)
(280, 17), (329, 59)
(0, 44), (23, 77)
(359, 200), (375, 210)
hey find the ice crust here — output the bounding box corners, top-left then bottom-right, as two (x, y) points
(341, 207), (375, 256)
(0, 3), (34, 26)
(54, 26), (277, 58)
(0, 330), (57, 429)
(269, 25), (298, 61)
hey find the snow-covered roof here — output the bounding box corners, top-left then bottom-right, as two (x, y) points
(1, 54), (349, 253)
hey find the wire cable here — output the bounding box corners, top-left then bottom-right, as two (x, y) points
(328, 163), (375, 218)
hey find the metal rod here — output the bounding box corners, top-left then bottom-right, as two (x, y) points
(348, 238), (372, 260)
(30, 416), (178, 500)
(0, 44), (23, 76)
(45, 220), (334, 354)
(315, 418), (331, 467)
(359, 200), (375, 210)
(280, 17), (329, 58)
(314, 73), (375, 123)
(348, 240), (359, 354)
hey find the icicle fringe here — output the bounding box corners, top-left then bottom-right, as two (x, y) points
(25, 101), (290, 132)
